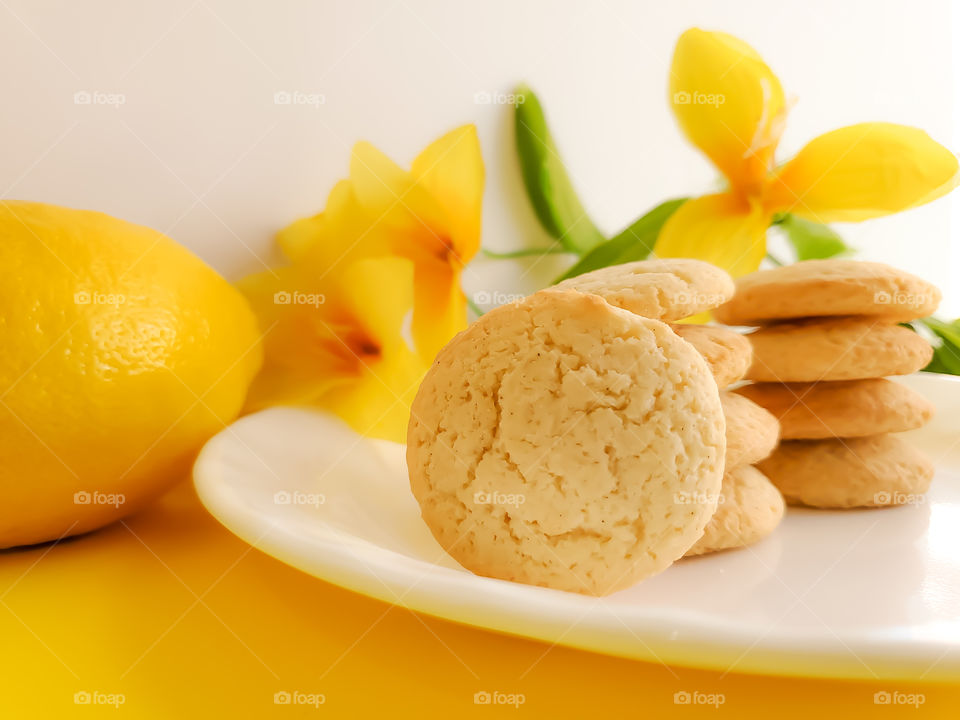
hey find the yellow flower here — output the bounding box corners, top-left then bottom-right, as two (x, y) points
(238, 253), (423, 442)
(279, 124), (484, 361)
(238, 125), (484, 441)
(655, 28), (959, 276)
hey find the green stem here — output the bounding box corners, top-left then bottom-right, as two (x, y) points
(466, 297), (485, 317)
(482, 246), (570, 259)
(766, 252), (785, 267)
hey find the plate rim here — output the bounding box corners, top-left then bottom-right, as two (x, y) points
(194, 372), (960, 682)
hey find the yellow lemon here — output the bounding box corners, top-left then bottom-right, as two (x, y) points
(0, 201), (262, 548)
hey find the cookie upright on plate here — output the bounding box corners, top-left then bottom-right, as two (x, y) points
(672, 324), (753, 388)
(685, 466), (785, 556)
(554, 258), (734, 321)
(407, 289), (726, 596)
(720, 392), (780, 468)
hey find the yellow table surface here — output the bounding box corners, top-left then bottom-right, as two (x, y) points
(2, 479), (957, 718)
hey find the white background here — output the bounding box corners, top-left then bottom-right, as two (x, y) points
(1, 0), (957, 312)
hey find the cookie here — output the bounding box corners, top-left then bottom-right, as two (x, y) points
(685, 466), (785, 556)
(721, 391), (780, 468)
(757, 434), (934, 508)
(713, 259), (941, 325)
(407, 289), (726, 595)
(735, 378), (934, 440)
(746, 317), (933, 382)
(672, 324), (752, 387)
(554, 258), (734, 321)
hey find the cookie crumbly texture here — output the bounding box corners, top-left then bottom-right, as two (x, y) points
(685, 466), (785, 556)
(721, 392), (780, 468)
(554, 258), (734, 321)
(735, 378), (934, 440)
(673, 324), (753, 388)
(713, 259), (941, 326)
(407, 289), (726, 596)
(758, 435), (934, 508)
(746, 317), (934, 382)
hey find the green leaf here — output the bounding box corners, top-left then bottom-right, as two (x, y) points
(925, 352), (958, 375)
(514, 85), (605, 254)
(554, 199), (688, 282)
(482, 245), (570, 259)
(779, 214), (852, 261)
(917, 317), (960, 375)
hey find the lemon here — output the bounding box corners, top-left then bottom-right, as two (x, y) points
(0, 201), (262, 548)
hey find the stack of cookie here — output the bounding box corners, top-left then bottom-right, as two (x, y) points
(671, 326), (784, 556)
(714, 259), (938, 508)
(556, 261), (786, 556)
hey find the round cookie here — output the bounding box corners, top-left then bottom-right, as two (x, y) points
(757, 434), (934, 508)
(713, 259), (941, 325)
(746, 317), (933, 382)
(685, 466), (785, 556)
(672, 324), (752, 387)
(721, 392), (780, 468)
(407, 289), (726, 596)
(735, 378), (934, 440)
(554, 258), (734, 321)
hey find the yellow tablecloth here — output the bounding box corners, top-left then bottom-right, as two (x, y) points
(2, 480), (956, 718)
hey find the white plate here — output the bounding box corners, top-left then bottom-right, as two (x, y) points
(194, 373), (960, 681)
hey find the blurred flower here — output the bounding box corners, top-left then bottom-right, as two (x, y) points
(279, 125), (484, 361)
(238, 253), (423, 442)
(655, 28), (959, 276)
(239, 125), (484, 441)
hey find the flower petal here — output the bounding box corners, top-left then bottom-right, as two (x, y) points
(238, 256), (427, 442)
(276, 214), (322, 263)
(350, 141), (445, 232)
(766, 123), (960, 222)
(236, 267), (354, 412)
(318, 256), (428, 442)
(411, 264), (467, 362)
(654, 193), (771, 277)
(319, 344), (425, 443)
(670, 28), (787, 193)
(411, 124), (484, 263)
(335, 256), (416, 354)
(276, 180), (355, 262)
(243, 363), (350, 412)
(280, 180), (395, 277)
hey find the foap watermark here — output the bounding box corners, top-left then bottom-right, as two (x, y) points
(473, 690), (525, 708)
(873, 491), (925, 507)
(473, 490), (525, 508)
(873, 690), (925, 707)
(673, 690), (725, 707)
(873, 290), (936, 309)
(473, 291), (525, 307)
(273, 90), (326, 109)
(74, 691), (125, 708)
(474, 90), (525, 106)
(74, 290), (126, 306)
(273, 690), (326, 707)
(74, 491), (125, 508)
(74, 90), (126, 108)
(674, 490), (724, 506)
(274, 291), (325, 307)
(274, 490), (325, 507)
(672, 90), (725, 108)
(671, 291), (728, 308)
